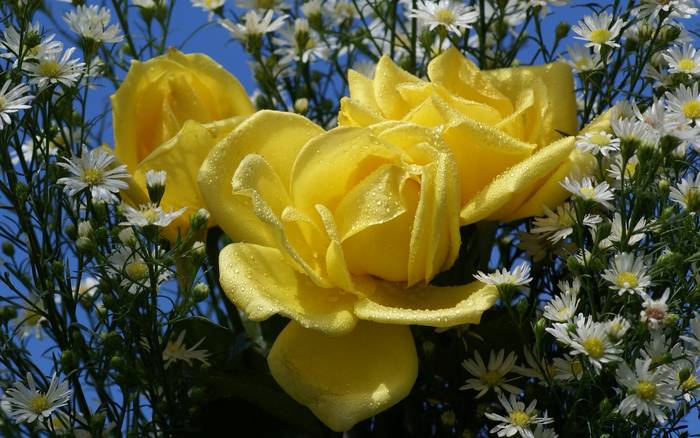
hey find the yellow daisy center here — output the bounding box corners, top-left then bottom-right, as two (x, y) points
(625, 161), (638, 177)
(0, 96), (6, 111)
(38, 59), (62, 77)
(682, 375), (698, 391)
(508, 410), (531, 426)
(635, 380), (657, 401)
(30, 394), (51, 413)
(81, 167), (104, 185)
(125, 261), (149, 280)
(678, 58), (696, 72)
(557, 213), (574, 227)
(435, 8), (456, 25)
(589, 29), (612, 44)
(615, 271), (639, 289)
(582, 336), (605, 359)
(589, 133), (611, 146)
(579, 186), (596, 199)
(575, 58), (592, 70)
(570, 360), (583, 376)
(142, 208), (161, 224)
(481, 370), (502, 386)
(682, 100), (700, 119)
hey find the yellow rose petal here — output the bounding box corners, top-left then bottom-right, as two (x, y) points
(373, 55), (421, 119)
(354, 280), (498, 327)
(268, 320), (418, 432)
(348, 69), (380, 112)
(198, 110), (324, 246)
(338, 97), (384, 127)
(219, 243), (357, 334)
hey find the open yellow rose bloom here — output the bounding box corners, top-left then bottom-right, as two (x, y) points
(196, 49), (612, 432)
(111, 48), (255, 238)
(339, 48), (609, 224)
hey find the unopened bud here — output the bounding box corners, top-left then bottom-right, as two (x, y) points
(190, 208), (210, 231)
(555, 22), (569, 40)
(77, 221), (93, 238)
(118, 227), (136, 245)
(2, 241), (14, 257)
(145, 169), (167, 204)
(294, 98), (309, 114)
(0, 305), (17, 322)
(61, 350), (77, 371)
(191, 240), (206, 261)
(76, 236), (94, 254)
(192, 282), (210, 302)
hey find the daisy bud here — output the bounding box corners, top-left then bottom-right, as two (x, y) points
(441, 410), (456, 427)
(658, 179), (670, 195)
(190, 208), (210, 231)
(76, 236), (94, 254)
(100, 331), (122, 352)
(190, 240), (206, 262)
(679, 368), (692, 384)
(555, 22), (570, 40)
(145, 169), (167, 204)
(109, 355), (126, 371)
(96, 304), (108, 321)
(64, 223), (77, 240)
(192, 282), (210, 302)
(118, 227), (136, 245)
(294, 98), (309, 114)
(61, 349), (77, 371)
(78, 221), (93, 238)
(0, 305), (17, 322)
(2, 241), (14, 257)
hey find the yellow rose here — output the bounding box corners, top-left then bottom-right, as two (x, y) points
(198, 110), (497, 431)
(339, 48), (611, 225)
(111, 48), (255, 238)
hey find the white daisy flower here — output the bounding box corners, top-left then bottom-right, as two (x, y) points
(543, 290), (579, 323)
(485, 393), (553, 438)
(460, 349), (521, 398)
(133, 0), (157, 8)
(612, 117), (660, 147)
(560, 176), (615, 209)
(664, 44), (700, 76)
(513, 348), (555, 383)
(607, 154), (639, 183)
(2, 373), (72, 424)
(532, 424), (559, 438)
(324, 0), (357, 24)
(107, 246), (171, 294)
(635, 0), (698, 20)
(163, 331), (211, 368)
(77, 276), (99, 301)
(601, 213), (647, 248)
(63, 5), (123, 44)
(681, 312), (700, 352)
(531, 204), (601, 243)
(547, 314), (622, 371)
(670, 173), (700, 211)
(145, 169), (166, 190)
(406, 0), (479, 36)
(0, 81), (32, 130)
(0, 23), (63, 62)
(120, 203), (186, 228)
(640, 289), (671, 330)
(565, 44), (602, 72)
(25, 47), (86, 88)
(191, 0), (225, 20)
(615, 358), (679, 424)
(474, 263), (532, 287)
(219, 9), (287, 41)
(571, 12), (625, 53)
(601, 252), (651, 296)
(300, 0), (323, 18)
(235, 0), (286, 9)
(666, 83), (700, 128)
(606, 315), (631, 341)
(10, 137), (60, 167)
(668, 357), (700, 402)
(57, 146), (130, 204)
(273, 19), (328, 65)
(575, 131), (620, 156)
(552, 355), (584, 382)
(640, 331), (681, 365)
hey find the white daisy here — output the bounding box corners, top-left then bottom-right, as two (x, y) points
(601, 252), (651, 296)
(485, 393), (553, 438)
(513, 348), (555, 383)
(460, 349), (521, 398)
(324, 0), (357, 24)
(552, 355), (584, 382)
(191, 0), (225, 20)
(543, 290), (579, 323)
(219, 9), (287, 41)
(300, 0), (323, 18)
(10, 138), (59, 167)
(669, 173), (700, 211)
(640, 289), (671, 330)
(2, 373), (72, 424)
(612, 117), (660, 147)
(635, 0), (698, 20)
(607, 154), (639, 183)
(576, 131), (619, 156)
(163, 331), (211, 368)
(560, 176), (615, 209)
(615, 358), (679, 424)
(532, 424), (558, 438)
(571, 12), (625, 53)
(406, 0), (479, 36)
(640, 331), (681, 365)
(63, 5), (123, 44)
(601, 213), (647, 248)
(25, 47), (86, 88)
(107, 246), (171, 294)
(57, 146), (130, 203)
(273, 19), (328, 65)
(474, 263), (532, 287)
(666, 84), (700, 128)
(664, 44), (700, 76)
(606, 315), (631, 341)
(531, 204), (601, 243)
(0, 23), (63, 61)
(0, 81), (32, 130)
(547, 314), (622, 371)
(565, 44), (602, 72)
(681, 312), (700, 352)
(120, 203), (186, 228)
(145, 169), (166, 190)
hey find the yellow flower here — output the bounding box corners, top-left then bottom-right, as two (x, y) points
(198, 110), (498, 431)
(339, 48), (611, 225)
(111, 48), (255, 238)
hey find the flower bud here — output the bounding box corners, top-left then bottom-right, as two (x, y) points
(294, 98), (309, 114)
(61, 349), (77, 371)
(118, 227), (136, 245)
(109, 355), (126, 371)
(64, 223), (77, 240)
(76, 236), (95, 254)
(77, 221), (93, 238)
(555, 22), (569, 40)
(441, 410), (456, 427)
(0, 305), (17, 322)
(192, 282), (210, 302)
(190, 240), (206, 262)
(190, 208), (210, 231)
(658, 179), (670, 195)
(2, 241), (14, 257)
(145, 169), (167, 204)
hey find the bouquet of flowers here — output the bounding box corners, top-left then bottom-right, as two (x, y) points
(1, 0), (699, 436)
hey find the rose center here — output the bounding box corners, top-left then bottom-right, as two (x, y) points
(508, 410), (531, 426)
(635, 380), (657, 401)
(615, 271), (639, 289)
(682, 100), (700, 119)
(582, 337), (605, 359)
(589, 29), (612, 44)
